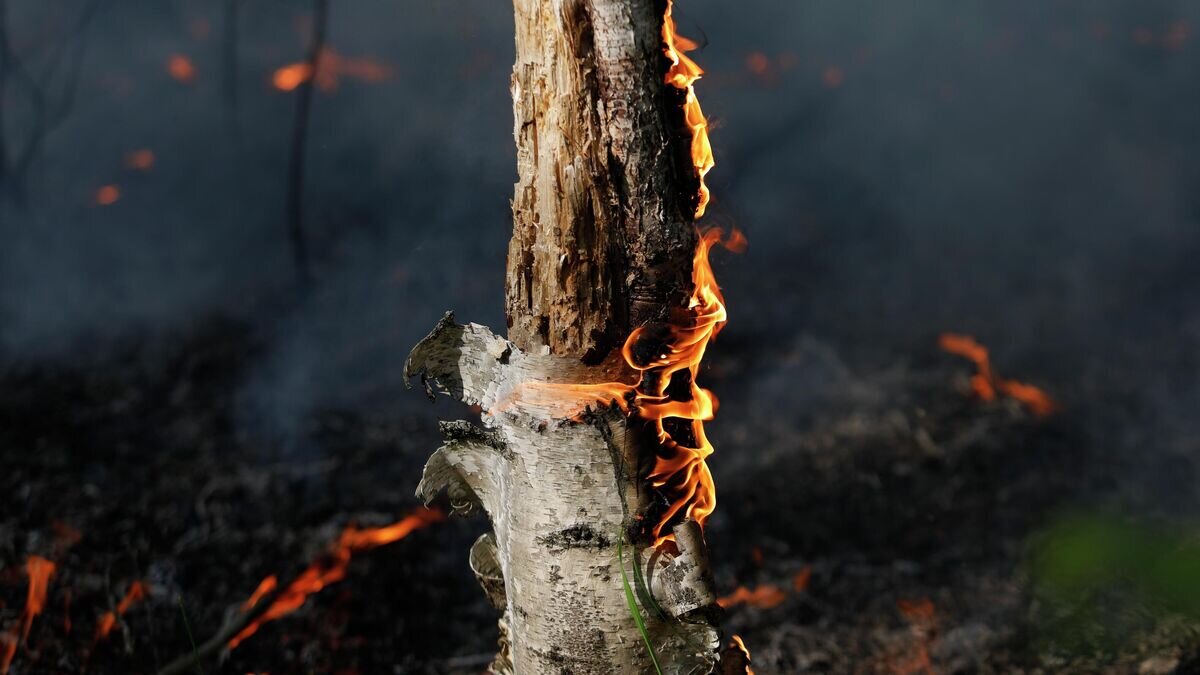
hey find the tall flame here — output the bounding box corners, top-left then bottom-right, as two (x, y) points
(663, 0), (714, 218)
(1, 556), (56, 675)
(730, 634), (756, 675)
(227, 508), (444, 650)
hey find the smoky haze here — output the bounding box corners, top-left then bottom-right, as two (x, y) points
(1, 0), (1198, 503)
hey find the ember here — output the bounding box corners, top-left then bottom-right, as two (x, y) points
(938, 333), (1057, 416)
(272, 48), (392, 92)
(94, 185), (121, 206)
(717, 583), (786, 610)
(227, 508), (444, 650)
(0, 556), (56, 675)
(167, 54), (197, 83)
(94, 581), (147, 642)
(893, 598), (937, 675)
(124, 149), (156, 171)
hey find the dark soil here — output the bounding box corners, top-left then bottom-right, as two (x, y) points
(1, 317), (1197, 674)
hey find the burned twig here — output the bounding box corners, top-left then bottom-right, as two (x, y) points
(154, 588), (284, 675)
(283, 0), (328, 286)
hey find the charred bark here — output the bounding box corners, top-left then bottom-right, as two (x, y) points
(412, 0), (723, 672)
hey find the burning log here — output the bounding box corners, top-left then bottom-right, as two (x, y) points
(408, 0), (740, 671)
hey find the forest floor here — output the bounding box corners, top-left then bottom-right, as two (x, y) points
(2, 316), (1199, 674)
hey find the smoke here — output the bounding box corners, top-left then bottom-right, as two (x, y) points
(2, 0), (1199, 476)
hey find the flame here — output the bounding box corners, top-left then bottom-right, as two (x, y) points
(792, 566), (812, 592)
(167, 54), (197, 83)
(893, 598), (937, 675)
(716, 584), (786, 610)
(938, 333), (1057, 417)
(730, 635), (756, 675)
(272, 48), (392, 92)
(94, 581), (147, 642)
(0, 556), (56, 675)
(95, 185), (121, 206)
(125, 149), (156, 171)
(662, 0), (714, 218)
(227, 508), (444, 650)
(498, 229), (741, 544)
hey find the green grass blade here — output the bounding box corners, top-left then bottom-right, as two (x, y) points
(619, 533), (664, 675)
(630, 541), (667, 622)
(176, 596), (205, 675)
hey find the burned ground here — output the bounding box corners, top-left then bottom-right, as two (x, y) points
(2, 315), (1197, 674)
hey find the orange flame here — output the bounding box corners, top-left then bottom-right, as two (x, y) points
(1, 556), (56, 675)
(717, 583), (786, 610)
(167, 54), (197, 83)
(792, 565), (812, 592)
(94, 581), (147, 643)
(730, 634), (756, 675)
(938, 333), (1057, 417)
(498, 229), (741, 545)
(227, 508), (444, 650)
(663, 0), (714, 218)
(272, 48), (392, 92)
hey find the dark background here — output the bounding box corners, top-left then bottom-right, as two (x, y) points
(3, 0), (1200, 672)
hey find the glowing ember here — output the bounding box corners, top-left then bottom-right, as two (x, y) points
(792, 566), (812, 592)
(938, 333), (1057, 417)
(893, 598), (937, 675)
(662, 0), (714, 218)
(227, 508), (444, 650)
(0, 556), (56, 674)
(167, 54), (197, 83)
(125, 149), (156, 171)
(95, 185), (121, 206)
(730, 634), (756, 675)
(95, 581), (148, 642)
(272, 48), (392, 92)
(717, 584), (786, 610)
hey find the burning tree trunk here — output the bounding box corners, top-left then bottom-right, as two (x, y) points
(408, 0), (732, 671)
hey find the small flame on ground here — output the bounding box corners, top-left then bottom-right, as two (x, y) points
(227, 508), (444, 650)
(717, 584), (786, 610)
(792, 566), (812, 592)
(1, 556), (57, 675)
(95, 581), (148, 643)
(730, 634), (756, 675)
(125, 149), (156, 171)
(167, 54), (197, 84)
(662, 0), (714, 218)
(272, 48), (392, 92)
(938, 333), (1057, 417)
(95, 185), (121, 206)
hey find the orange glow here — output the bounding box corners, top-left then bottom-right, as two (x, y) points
(745, 52), (770, 76)
(717, 584), (786, 610)
(792, 566), (812, 592)
(125, 149), (156, 171)
(731, 634), (756, 675)
(893, 598), (937, 675)
(822, 65), (845, 88)
(167, 54), (197, 83)
(499, 229), (741, 545)
(95, 185), (120, 206)
(95, 581), (147, 642)
(662, 0), (714, 218)
(227, 508), (444, 650)
(938, 333), (1058, 417)
(272, 48), (393, 93)
(1, 556), (56, 674)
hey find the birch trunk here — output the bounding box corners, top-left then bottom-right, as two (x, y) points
(409, 0), (721, 672)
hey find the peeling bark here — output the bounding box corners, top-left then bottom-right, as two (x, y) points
(411, 0), (724, 670)
(409, 316), (719, 673)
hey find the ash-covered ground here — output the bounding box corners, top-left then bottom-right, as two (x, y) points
(4, 0), (1200, 673)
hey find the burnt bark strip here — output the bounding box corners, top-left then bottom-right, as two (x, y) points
(505, 0), (698, 361)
